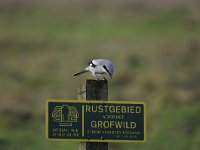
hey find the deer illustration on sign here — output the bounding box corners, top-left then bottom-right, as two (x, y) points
(52, 105), (79, 126)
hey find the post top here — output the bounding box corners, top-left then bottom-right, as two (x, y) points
(85, 79), (108, 84)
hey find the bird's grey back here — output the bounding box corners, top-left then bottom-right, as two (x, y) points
(93, 59), (114, 74)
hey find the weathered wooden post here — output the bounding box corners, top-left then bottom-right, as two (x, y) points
(78, 79), (108, 150)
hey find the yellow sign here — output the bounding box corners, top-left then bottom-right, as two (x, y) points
(46, 100), (146, 143)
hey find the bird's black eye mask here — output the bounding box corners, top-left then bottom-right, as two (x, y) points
(88, 61), (96, 68)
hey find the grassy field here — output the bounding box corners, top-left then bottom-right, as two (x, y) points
(0, 1), (200, 150)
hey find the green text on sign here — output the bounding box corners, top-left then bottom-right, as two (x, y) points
(46, 100), (146, 143)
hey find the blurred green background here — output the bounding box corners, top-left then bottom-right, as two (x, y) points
(0, 0), (200, 150)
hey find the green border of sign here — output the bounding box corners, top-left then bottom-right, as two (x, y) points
(46, 100), (147, 143)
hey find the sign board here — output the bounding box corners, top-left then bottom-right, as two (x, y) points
(46, 100), (146, 143)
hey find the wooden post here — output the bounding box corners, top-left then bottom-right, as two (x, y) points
(78, 80), (108, 150)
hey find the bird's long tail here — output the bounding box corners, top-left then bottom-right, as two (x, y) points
(73, 69), (88, 76)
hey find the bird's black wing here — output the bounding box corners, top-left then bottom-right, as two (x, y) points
(103, 65), (112, 78)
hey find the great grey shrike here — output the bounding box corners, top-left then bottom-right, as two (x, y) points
(73, 59), (114, 80)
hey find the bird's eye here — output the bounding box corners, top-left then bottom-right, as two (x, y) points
(88, 61), (92, 65)
(91, 62), (96, 68)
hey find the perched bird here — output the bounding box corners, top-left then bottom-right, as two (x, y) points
(73, 59), (114, 80)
